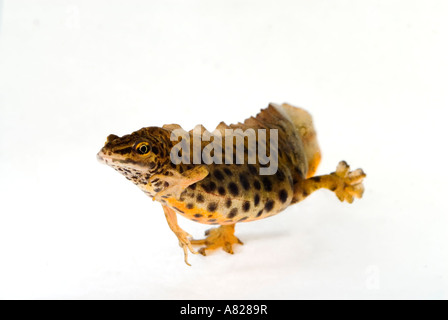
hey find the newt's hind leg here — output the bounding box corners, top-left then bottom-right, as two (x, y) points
(296, 161), (366, 203)
(190, 224), (243, 256)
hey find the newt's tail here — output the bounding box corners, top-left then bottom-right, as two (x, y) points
(275, 103), (321, 178)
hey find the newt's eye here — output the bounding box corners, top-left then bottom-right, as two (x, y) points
(136, 142), (150, 155)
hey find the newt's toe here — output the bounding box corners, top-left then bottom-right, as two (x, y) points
(191, 224), (243, 256)
(333, 161), (366, 203)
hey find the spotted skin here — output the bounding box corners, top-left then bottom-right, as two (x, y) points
(97, 103), (366, 265)
(166, 163), (295, 225)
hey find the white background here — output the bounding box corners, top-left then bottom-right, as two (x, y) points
(0, 0), (447, 299)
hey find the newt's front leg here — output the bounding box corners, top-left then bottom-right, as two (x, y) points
(162, 205), (198, 266)
(149, 165), (209, 202)
(151, 165), (209, 265)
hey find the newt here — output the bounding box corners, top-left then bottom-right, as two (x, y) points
(97, 103), (366, 265)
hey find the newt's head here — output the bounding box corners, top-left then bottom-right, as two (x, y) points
(97, 127), (172, 184)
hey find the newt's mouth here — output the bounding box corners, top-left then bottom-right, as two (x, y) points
(97, 148), (146, 172)
(97, 149), (110, 165)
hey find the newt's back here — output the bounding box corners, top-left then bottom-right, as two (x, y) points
(158, 103), (322, 224)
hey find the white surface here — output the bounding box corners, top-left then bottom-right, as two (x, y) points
(0, 0), (447, 299)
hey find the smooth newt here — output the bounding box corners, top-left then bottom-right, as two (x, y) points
(97, 103), (366, 265)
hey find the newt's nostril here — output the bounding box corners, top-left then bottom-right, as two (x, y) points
(107, 134), (119, 143)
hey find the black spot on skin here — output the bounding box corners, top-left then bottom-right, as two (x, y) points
(228, 182), (239, 196)
(163, 181), (169, 188)
(202, 181), (216, 193)
(214, 169), (224, 180)
(303, 191), (309, 197)
(170, 162), (176, 169)
(218, 186), (226, 196)
(223, 168), (233, 176)
(208, 181), (217, 192)
(154, 181), (162, 187)
(253, 180), (261, 190)
(194, 213), (203, 218)
(186, 203), (194, 209)
(239, 173), (250, 191)
(256, 210), (263, 217)
(330, 186), (337, 191)
(264, 200), (274, 212)
(188, 183), (196, 191)
(254, 194), (260, 206)
(275, 169), (286, 181)
(196, 194), (204, 203)
(248, 164), (258, 175)
(227, 208), (238, 219)
(152, 147), (159, 155)
(313, 176), (321, 183)
(242, 201), (250, 212)
(201, 182), (211, 192)
(179, 166), (184, 173)
(225, 198), (232, 208)
(154, 188), (161, 193)
(238, 216), (248, 222)
(279, 189), (288, 203)
(207, 202), (218, 212)
(174, 207), (184, 214)
(262, 177), (272, 192)
(148, 162), (156, 169)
